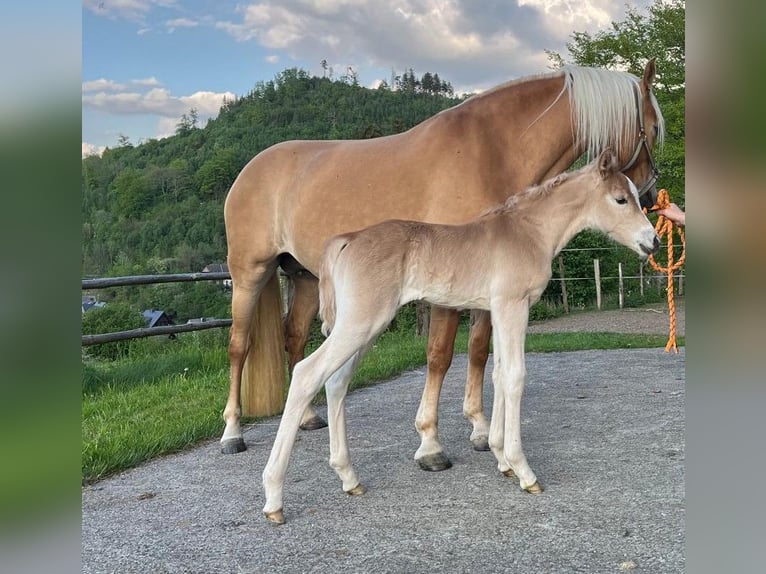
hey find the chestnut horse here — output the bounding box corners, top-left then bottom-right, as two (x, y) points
(222, 62), (664, 471)
(261, 149), (660, 524)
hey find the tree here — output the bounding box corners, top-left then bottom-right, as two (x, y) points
(176, 107), (199, 135)
(112, 168), (151, 218)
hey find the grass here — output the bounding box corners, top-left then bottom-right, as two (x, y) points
(82, 324), (683, 484)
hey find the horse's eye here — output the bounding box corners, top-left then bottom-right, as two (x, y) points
(616, 197), (628, 205)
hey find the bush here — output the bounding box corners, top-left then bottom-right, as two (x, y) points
(82, 303), (146, 360)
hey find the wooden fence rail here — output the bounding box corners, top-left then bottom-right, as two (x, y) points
(82, 272), (230, 289)
(82, 271), (233, 346)
(81, 319), (233, 346)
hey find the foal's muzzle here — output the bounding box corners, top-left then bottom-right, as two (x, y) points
(641, 235), (661, 256)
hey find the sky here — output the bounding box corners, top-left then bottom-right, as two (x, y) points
(82, 0), (653, 157)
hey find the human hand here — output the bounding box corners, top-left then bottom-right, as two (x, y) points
(657, 202), (685, 226)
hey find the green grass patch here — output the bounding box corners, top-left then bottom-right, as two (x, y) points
(82, 326), (682, 483)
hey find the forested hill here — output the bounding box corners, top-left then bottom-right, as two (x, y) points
(81, 68), (463, 278)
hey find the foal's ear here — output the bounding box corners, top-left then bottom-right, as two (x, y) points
(597, 148), (618, 178)
(642, 58), (656, 93)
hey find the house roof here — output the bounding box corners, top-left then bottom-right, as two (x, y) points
(142, 309), (174, 328)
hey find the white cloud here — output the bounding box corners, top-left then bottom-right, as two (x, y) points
(215, 0), (648, 91)
(131, 76), (162, 87)
(82, 78), (126, 92)
(82, 142), (106, 158)
(166, 17), (198, 32)
(83, 0), (178, 21)
(83, 86), (235, 118)
(265, 54), (280, 64)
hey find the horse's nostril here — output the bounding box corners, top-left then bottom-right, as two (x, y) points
(653, 236), (660, 253)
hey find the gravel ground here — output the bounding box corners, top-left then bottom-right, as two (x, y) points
(528, 300), (685, 336)
(82, 304), (685, 573)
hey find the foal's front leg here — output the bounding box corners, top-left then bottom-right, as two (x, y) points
(488, 300), (543, 494)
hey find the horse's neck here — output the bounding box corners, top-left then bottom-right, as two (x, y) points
(466, 73), (585, 184)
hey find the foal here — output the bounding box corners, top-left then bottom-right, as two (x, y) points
(262, 149), (659, 524)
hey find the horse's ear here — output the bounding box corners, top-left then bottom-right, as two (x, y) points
(642, 58), (656, 92)
(598, 148), (618, 178)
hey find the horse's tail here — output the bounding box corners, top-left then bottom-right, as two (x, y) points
(319, 235), (352, 337)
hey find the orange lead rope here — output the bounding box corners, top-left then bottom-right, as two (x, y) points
(644, 189), (686, 353)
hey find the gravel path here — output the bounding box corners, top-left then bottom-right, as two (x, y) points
(528, 299), (684, 336)
(82, 305), (686, 573)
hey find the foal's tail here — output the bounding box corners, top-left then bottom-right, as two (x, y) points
(319, 235), (352, 337)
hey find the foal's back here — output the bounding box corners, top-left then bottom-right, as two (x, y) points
(319, 211), (547, 336)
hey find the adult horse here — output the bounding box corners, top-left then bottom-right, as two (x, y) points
(221, 61), (664, 469)
(262, 149), (660, 524)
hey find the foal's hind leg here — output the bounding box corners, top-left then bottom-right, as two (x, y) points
(283, 271), (327, 431)
(414, 306), (459, 471)
(464, 310), (492, 451)
(221, 261), (277, 454)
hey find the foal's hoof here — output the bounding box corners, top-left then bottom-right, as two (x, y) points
(471, 436), (491, 452)
(502, 468), (516, 479)
(416, 453), (453, 472)
(345, 483), (366, 496)
(299, 416), (328, 431)
(220, 438), (247, 454)
(264, 509), (285, 525)
(524, 481), (544, 495)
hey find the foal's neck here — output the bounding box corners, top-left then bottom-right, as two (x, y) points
(499, 175), (592, 259)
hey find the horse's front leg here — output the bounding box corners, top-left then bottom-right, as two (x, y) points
(464, 310), (492, 451)
(283, 271), (327, 431)
(414, 306), (460, 471)
(489, 299), (543, 494)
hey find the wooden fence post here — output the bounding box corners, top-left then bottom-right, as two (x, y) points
(415, 301), (430, 337)
(593, 258), (602, 310)
(557, 255), (569, 314)
(241, 273), (287, 417)
(618, 262), (624, 309)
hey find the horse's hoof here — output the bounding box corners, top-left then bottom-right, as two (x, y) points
(299, 416), (328, 431)
(524, 481), (544, 494)
(264, 509), (285, 525)
(220, 438), (246, 454)
(346, 483), (366, 496)
(471, 436), (490, 451)
(416, 453), (453, 472)
(502, 468), (516, 478)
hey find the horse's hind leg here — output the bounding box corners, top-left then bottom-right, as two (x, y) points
(283, 271), (328, 431)
(221, 261), (277, 454)
(464, 310), (492, 451)
(414, 306), (459, 471)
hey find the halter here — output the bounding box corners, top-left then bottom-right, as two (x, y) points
(621, 83), (660, 199)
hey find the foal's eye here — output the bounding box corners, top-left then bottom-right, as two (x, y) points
(616, 197), (628, 205)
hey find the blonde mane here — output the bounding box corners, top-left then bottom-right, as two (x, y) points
(563, 65), (665, 158)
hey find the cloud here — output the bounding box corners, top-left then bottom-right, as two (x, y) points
(215, 0), (646, 91)
(82, 142), (106, 158)
(82, 78), (127, 92)
(82, 84), (235, 120)
(131, 76), (162, 87)
(83, 0), (179, 21)
(166, 17), (198, 32)
(265, 55), (280, 64)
